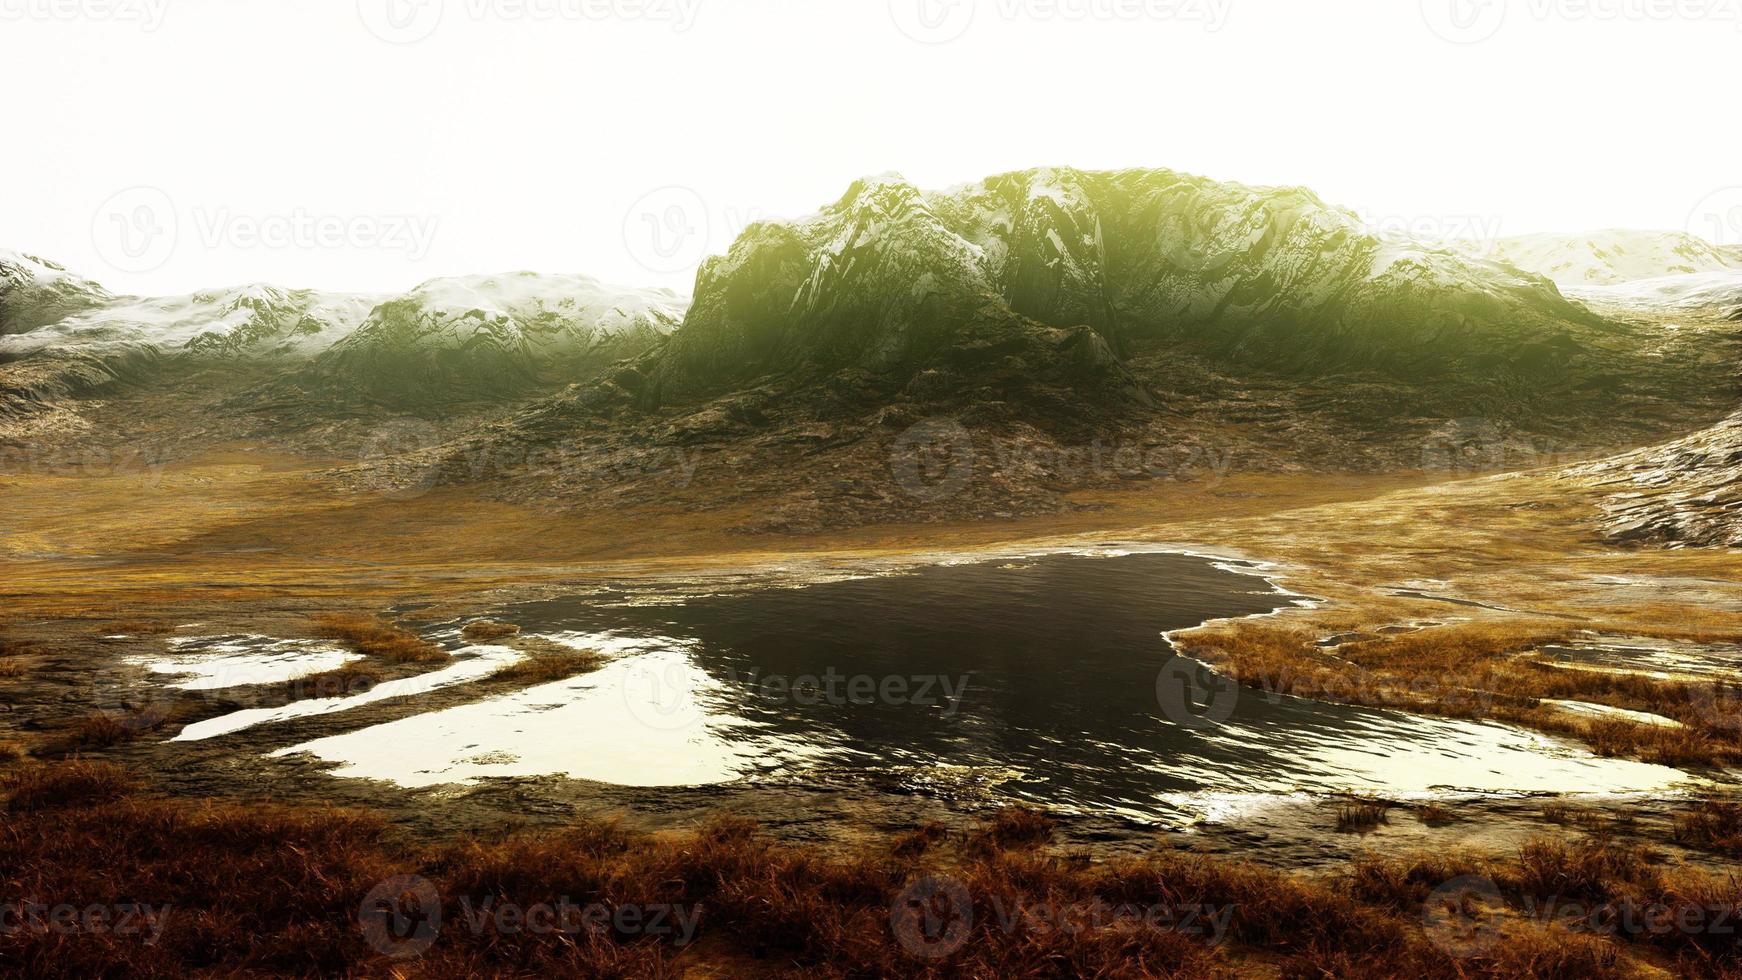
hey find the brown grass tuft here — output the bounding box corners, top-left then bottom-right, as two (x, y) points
(493, 639), (607, 685)
(3, 760), (139, 812)
(283, 664), (384, 700)
(313, 614), (447, 664)
(966, 806), (1057, 853)
(891, 821), (949, 858)
(460, 619), (521, 642)
(1336, 798), (1391, 833)
(1414, 802), (1456, 827)
(1674, 800), (1742, 858)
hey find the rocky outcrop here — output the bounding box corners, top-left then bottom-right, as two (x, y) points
(1586, 412), (1742, 547)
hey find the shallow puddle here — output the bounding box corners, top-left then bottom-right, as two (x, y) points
(133, 635), (361, 691)
(174, 644), (524, 742)
(1536, 636), (1742, 682)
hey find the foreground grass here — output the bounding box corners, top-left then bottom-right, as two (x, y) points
(3, 762), (1736, 978)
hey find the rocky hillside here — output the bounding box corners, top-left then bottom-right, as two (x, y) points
(440, 169), (1737, 528)
(639, 168), (1611, 407)
(7, 170), (1739, 535)
(1488, 230), (1742, 286)
(1586, 411), (1742, 547)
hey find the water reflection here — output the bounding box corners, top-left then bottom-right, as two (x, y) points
(272, 550), (1692, 814)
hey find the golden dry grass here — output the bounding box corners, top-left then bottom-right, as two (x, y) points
(281, 663), (384, 700)
(1175, 613), (1742, 768)
(492, 638), (607, 684)
(312, 613), (448, 664)
(460, 619), (521, 642)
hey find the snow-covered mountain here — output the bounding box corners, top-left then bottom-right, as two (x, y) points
(1567, 270), (1742, 320)
(313, 272), (686, 405)
(1, 283), (384, 361)
(0, 259), (688, 414)
(0, 251), (114, 335)
(1485, 230), (1742, 286)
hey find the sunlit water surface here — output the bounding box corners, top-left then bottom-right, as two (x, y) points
(236, 550), (1694, 818)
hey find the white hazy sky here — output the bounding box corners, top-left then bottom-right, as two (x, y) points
(2, 0), (1739, 297)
